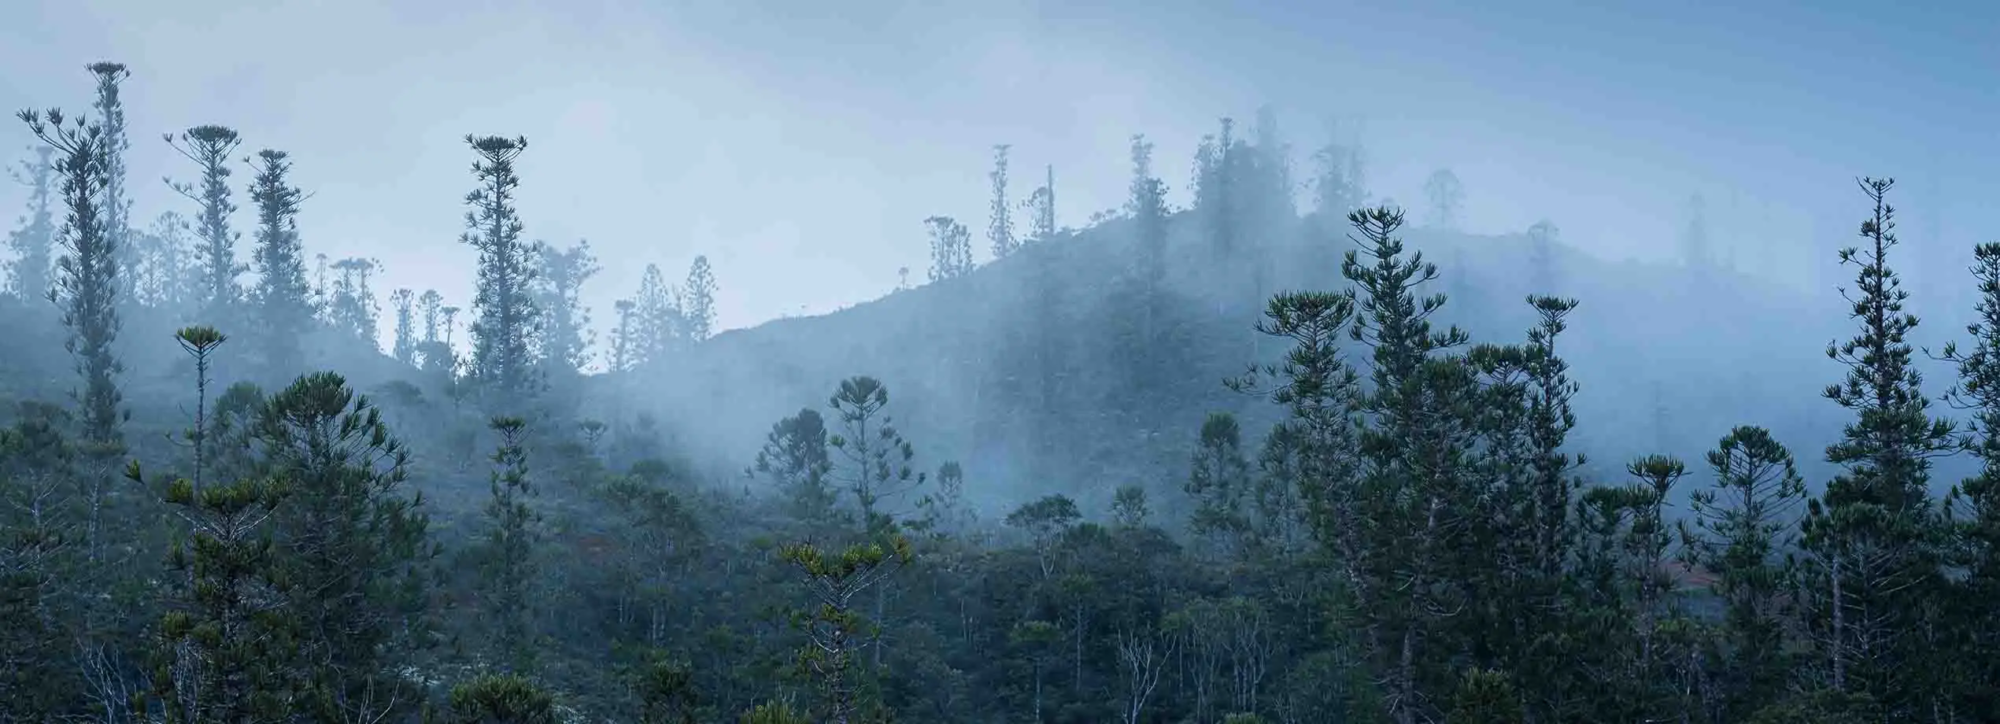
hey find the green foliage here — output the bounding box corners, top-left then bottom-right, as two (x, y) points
(461, 135), (540, 404)
(167, 124), (245, 323)
(535, 240), (600, 374)
(245, 148), (310, 376)
(925, 216), (973, 282)
(19, 107), (125, 448)
(256, 371), (434, 705)
(482, 415), (539, 669)
(778, 535), (913, 723)
(445, 673), (558, 724)
(739, 700), (811, 724)
(5, 144), (57, 302)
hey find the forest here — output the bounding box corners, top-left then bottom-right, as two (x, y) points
(1, 60), (1998, 724)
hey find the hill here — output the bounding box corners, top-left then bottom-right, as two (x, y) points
(611, 208), (1868, 517)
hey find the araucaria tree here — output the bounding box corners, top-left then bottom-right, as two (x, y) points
(482, 416), (539, 668)
(926, 216), (973, 282)
(534, 240), (600, 374)
(168, 124), (245, 322)
(390, 288), (417, 365)
(1423, 168), (1463, 230)
(18, 109), (124, 447)
(5, 145), (57, 301)
(256, 372), (433, 711)
(680, 254), (717, 344)
(461, 135), (541, 403)
(988, 144), (1016, 260)
(246, 149), (311, 375)
(88, 63), (134, 300)
(1795, 177), (1956, 718)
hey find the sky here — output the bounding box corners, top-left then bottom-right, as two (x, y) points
(3, 0), (1998, 352)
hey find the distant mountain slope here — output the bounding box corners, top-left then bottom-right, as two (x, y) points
(616, 210), (1875, 515)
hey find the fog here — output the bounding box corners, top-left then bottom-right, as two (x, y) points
(4, 1), (1999, 721)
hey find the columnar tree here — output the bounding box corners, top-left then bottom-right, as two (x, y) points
(680, 254), (717, 343)
(132, 211), (195, 310)
(18, 109), (125, 447)
(245, 149), (311, 375)
(1310, 121), (1367, 225)
(482, 416), (539, 669)
(1526, 220), (1559, 295)
(461, 135), (541, 402)
(7, 145), (57, 301)
(632, 263), (682, 366)
(1128, 134), (1167, 307)
(988, 144), (1017, 260)
(1423, 169), (1463, 230)
(1021, 164), (1056, 244)
(390, 288), (417, 365)
(1193, 117), (1238, 259)
(88, 63), (134, 302)
(326, 257), (381, 349)
(535, 240), (600, 373)
(1341, 205), (1480, 723)
(1939, 241), (2000, 715)
(135, 327), (293, 724)
(1796, 177), (1955, 718)
(167, 125), (245, 322)
(926, 216), (973, 282)
(608, 298), (637, 374)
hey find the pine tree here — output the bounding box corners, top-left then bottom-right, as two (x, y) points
(1185, 412), (1253, 559)
(461, 135), (541, 403)
(988, 144), (1016, 260)
(256, 372), (433, 710)
(390, 288), (417, 365)
(19, 109), (125, 448)
(5, 145), (57, 302)
(925, 216), (972, 282)
(1423, 169), (1463, 230)
(632, 263), (682, 366)
(1310, 121), (1367, 225)
(609, 298), (637, 374)
(482, 416), (539, 669)
(778, 534), (913, 724)
(1680, 426), (1805, 719)
(751, 408), (837, 526)
(167, 125), (245, 323)
(535, 240), (599, 373)
(1020, 164), (1056, 244)
(444, 674), (558, 723)
(1934, 241), (2000, 716)
(1127, 134), (1168, 336)
(245, 149), (311, 376)
(1193, 117), (1238, 259)
(1526, 220), (1559, 295)
(1796, 177), (1955, 717)
(0, 401), (83, 719)
(1340, 205), (1481, 724)
(87, 63), (134, 304)
(135, 327), (293, 724)
(681, 254), (717, 343)
(326, 257), (381, 349)
(131, 211), (195, 310)
(827, 376), (924, 535)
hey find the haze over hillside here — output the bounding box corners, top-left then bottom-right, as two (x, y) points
(6, 2), (2000, 723)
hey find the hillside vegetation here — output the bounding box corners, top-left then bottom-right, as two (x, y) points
(3, 65), (1997, 724)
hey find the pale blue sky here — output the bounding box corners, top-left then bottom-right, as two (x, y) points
(3, 0), (1996, 346)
